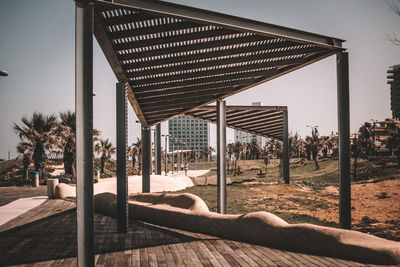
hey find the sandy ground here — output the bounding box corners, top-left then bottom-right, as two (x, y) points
(94, 170), (208, 195)
(241, 179), (400, 240)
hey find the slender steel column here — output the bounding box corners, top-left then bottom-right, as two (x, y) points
(217, 99), (227, 214)
(142, 127), (151, 192)
(337, 51), (351, 229)
(155, 124), (161, 175)
(75, 1), (94, 266)
(116, 82), (128, 233)
(172, 142), (175, 173)
(282, 109), (290, 184)
(162, 135), (169, 174)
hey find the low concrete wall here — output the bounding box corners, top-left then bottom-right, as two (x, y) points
(95, 192), (400, 265)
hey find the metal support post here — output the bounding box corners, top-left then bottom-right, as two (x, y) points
(116, 82), (128, 233)
(217, 99), (227, 214)
(155, 124), (161, 175)
(162, 135), (169, 174)
(282, 109), (290, 184)
(337, 51), (351, 229)
(142, 127), (151, 193)
(75, 1), (94, 266)
(172, 142), (174, 174)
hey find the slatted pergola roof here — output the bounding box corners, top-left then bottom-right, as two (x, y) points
(94, 0), (344, 127)
(185, 105), (286, 140)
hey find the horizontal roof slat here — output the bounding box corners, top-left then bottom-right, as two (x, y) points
(130, 69), (278, 88)
(127, 57), (304, 81)
(135, 78), (254, 99)
(124, 46), (325, 77)
(117, 34), (271, 61)
(122, 39), (298, 69)
(185, 105), (286, 139)
(94, 0), (342, 127)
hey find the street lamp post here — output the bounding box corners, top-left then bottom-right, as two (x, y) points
(306, 125), (319, 135)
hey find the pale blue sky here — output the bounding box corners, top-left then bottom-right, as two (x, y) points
(0, 0), (399, 159)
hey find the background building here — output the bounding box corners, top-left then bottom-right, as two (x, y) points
(168, 115), (209, 154)
(388, 64), (400, 119)
(234, 102), (263, 147)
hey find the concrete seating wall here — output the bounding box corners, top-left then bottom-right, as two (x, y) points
(94, 192), (400, 265)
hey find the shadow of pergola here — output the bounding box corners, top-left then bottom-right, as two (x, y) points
(0, 209), (198, 266)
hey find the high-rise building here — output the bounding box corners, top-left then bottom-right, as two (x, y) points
(234, 102), (263, 147)
(168, 115), (209, 153)
(388, 64), (400, 119)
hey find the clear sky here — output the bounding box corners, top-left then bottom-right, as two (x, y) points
(0, 0), (399, 159)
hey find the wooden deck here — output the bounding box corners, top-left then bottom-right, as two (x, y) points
(0, 199), (384, 266)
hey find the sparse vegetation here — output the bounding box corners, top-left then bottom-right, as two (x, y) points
(172, 156), (400, 241)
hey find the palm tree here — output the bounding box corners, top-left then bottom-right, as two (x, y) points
(55, 111), (100, 176)
(359, 122), (374, 158)
(129, 144), (138, 169)
(320, 136), (334, 158)
(202, 146), (215, 162)
(383, 121), (400, 159)
(305, 127), (321, 170)
(55, 111), (76, 176)
(13, 112), (58, 178)
(16, 142), (32, 179)
(94, 138), (116, 174)
(227, 143), (234, 174)
(248, 142), (261, 159)
(232, 141), (243, 176)
(289, 132), (302, 159)
(351, 134), (363, 181)
(262, 142), (271, 175)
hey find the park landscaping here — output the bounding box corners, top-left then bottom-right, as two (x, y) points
(174, 156), (400, 241)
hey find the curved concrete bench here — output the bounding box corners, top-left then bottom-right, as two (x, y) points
(94, 192), (400, 265)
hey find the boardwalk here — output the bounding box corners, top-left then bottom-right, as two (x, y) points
(0, 199), (383, 266)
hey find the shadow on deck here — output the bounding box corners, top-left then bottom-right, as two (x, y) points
(0, 200), (378, 266)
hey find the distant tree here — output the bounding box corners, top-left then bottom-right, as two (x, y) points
(358, 122), (374, 158)
(248, 142), (261, 159)
(227, 143), (234, 174)
(133, 138), (142, 174)
(13, 112), (58, 178)
(351, 134), (363, 181)
(94, 138), (116, 174)
(129, 144), (138, 169)
(16, 142), (32, 179)
(289, 132), (302, 159)
(55, 111), (76, 176)
(305, 128), (321, 170)
(320, 136), (334, 158)
(262, 141), (274, 175)
(383, 121), (400, 161)
(202, 146), (215, 162)
(55, 111), (100, 177)
(232, 141), (243, 176)
(386, 0), (400, 45)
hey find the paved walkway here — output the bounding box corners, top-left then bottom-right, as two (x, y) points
(0, 185), (47, 206)
(0, 199), (382, 266)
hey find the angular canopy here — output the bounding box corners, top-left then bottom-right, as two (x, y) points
(94, 0), (343, 127)
(185, 105), (286, 140)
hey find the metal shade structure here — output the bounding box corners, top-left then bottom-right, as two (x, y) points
(185, 105), (287, 140)
(93, 0), (343, 127)
(75, 1), (350, 265)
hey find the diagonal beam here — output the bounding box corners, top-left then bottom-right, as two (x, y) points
(94, 10), (148, 126)
(95, 0), (343, 48)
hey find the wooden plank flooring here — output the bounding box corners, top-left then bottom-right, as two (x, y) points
(0, 199), (385, 266)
